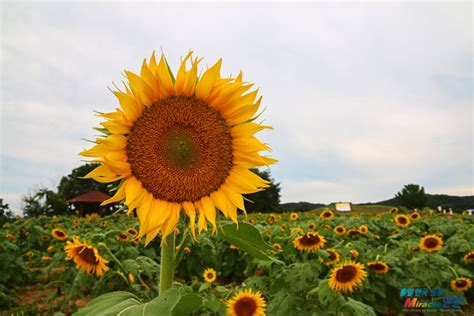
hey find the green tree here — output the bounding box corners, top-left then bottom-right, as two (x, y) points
(243, 169), (281, 213)
(395, 184), (428, 210)
(22, 188), (68, 217)
(57, 163), (118, 200)
(0, 198), (14, 225)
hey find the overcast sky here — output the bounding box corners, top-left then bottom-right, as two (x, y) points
(1, 1), (472, 214)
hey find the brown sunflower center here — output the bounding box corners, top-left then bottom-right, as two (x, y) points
(397, 217), (407, 224)
(424, 237), (439, 248)
(455, 280), (467, 287)
(78, 247), (98, 264)
(335, 265), (357, 283)
(369, 263), (386, 271)
(207, 273), (214, 279)
(328, 251), (337, 261)
(234, 297), (257, 316)
(127, 96), (233, 203)
(323, 212), (331, 218)
(55, 231), (65, 237)
(300, 234), (321, 246)
(467, 253), (474, 259)
(337, 227), (344, 233)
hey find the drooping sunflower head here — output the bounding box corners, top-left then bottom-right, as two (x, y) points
(293, 232), (326, 252)
(358, 225), (368, 234)
(419, 234), (443, 253)
(367, 261), (389, 274)
(389, 207), (398, 214)
(290, 212), (298, 221)
(203, 268), (217, 283)
(321, 210), (334, 220)
(350, 249), (359, 259)
(464, 251), (474, 263)
(334, 225), (346, 235)
(227, 289), (266, 316)
(410, 211), (421, 220)
(51, 228), (68, 241)
(80, 52), (276, 245)
(450, 277), (472, 291)
(64, 236), (109, 277)
(395, 215), (410, 227)
(5, 233), (15, 240)
(328, 261), (367, 293)
(324, 249), (340, 265)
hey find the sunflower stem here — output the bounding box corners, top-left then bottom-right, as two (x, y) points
(159, 233), (175, 294)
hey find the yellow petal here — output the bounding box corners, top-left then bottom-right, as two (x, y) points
(101, 120), (130, 135)
(124, 70), (154, 106)
(79, 144), (109, 158)
(124, 177), (143, 208)
(155, 54), (175, 97)
(182, 201), (197, 240)
(97, 134), (127, 150)
(101, 180), (127, 206)
(195, 200), (208, 233)
(195, 58), (222, 100)
(230, 122), (272, 138)
(225, 96), (262, 126)
(200, 196), (217, 232)
(220, 184), (245, 212)
(233, 135), (271, 152)
(160, 203), (181, 241)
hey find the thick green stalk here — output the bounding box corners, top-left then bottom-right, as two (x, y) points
(159, 233), (175, 294)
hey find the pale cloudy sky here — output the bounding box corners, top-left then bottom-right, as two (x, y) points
(1, 1), (472, 214)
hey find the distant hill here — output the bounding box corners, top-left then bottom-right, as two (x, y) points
(281, 194), (473, 212)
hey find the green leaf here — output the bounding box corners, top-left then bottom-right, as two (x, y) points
(341, 297), (376, 316)
(147, 289), (182, 315)
(73, 291), (140, 316)
(218, 222), (280, 262)
(172, 294), (203, 316)
(199, 282), (210, 292)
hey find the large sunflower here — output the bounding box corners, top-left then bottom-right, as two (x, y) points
(227, 289), (266, 316)
(80, 52), (276, 244)
(328, 261), (367, 293)
(293, 232), (326, 252)
(419, 234), (443, 253)
(64, 236), (109, 277)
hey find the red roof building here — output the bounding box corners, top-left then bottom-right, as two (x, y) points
(66, 190), (113, 216)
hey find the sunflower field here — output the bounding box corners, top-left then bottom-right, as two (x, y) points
(1, 207), (473, 315)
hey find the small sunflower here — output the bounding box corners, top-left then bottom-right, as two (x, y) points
(229, 244), (239, 250)
(80, 52), (276, 245)
(334, 225), (346, 235)
(290, 212), (298, 221)
(41, 235), (50, 241)
(5, 233), (15, 240)
(183, 246), (191, 254)
(293, 232), (326, 252)
(350, 249), (359, 259)
(116, 233), (129, 242)
(367, 261), (389, 274)
(308, 222), (316, 230)
(419, 234), (443, 253)
(64, 236), (109, 277)
(72, 220), (81, 226)
(42, 256), (52, 262)
(26, 251), (34, 257)
(321, 210), (334, 220)
(51, 228), (68, 241)
(203, 268), (217, 283)
(463, 251), (474, 263)
(126, 228), (138, 236)
(450, 277), (472, 291)
(227, 289), (266, 316)
(267, 215), (276, 224)
(100, 221), (109, 228)
(410, 211), (421, 220)
(358, 225), (368, 234)
(389, 207), (398, 214)
(271, 243), (282, 251)
(395, 215), (410, 227)
(328, 261), (367, 293)
(128, 273), (135, 283)
(325, 249), (340, 265)
(347, 229), (360, 238)
(47, 245), (55, 253)
(280, 224), (287, 231)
